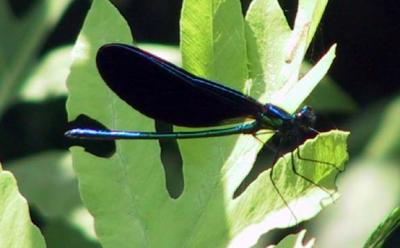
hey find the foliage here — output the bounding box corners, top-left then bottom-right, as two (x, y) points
(364, 207), (400, 248)
(0, 0), (72, 116)
(65, 0), (348, 247)
(0, 163), (45, 247)
(1, 0), (398, 247)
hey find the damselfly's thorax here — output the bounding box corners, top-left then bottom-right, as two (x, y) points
(258, 104), (316, 134)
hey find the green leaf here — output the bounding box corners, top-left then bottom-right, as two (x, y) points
(275, 230), (314, 248)
(138, 44), (181, 66)
(228, 131), (348, 247)
(0, 0), (72, 116)
(18, 46), (72, 102)
(363, 95), (400, 160)
(302, 62), (357, 113)
(245, 0), (292, 100)
(67, 1), (161, 247)
(180, 0), (248, 88)
(7, 151), (98, 245)
(0, 164), (46, 247)
(42, 218), (100, 248)
(281, 44), (336, 112)
(7, 151), (80, 218)
(66, 0), (349, 247)
(364, 207), (400, 248)
(247, 229), (315, 248)
(344, 100), (387, 156)
(245, 0), (330, 108)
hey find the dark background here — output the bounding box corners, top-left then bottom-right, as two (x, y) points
(3, 0), (399, 247)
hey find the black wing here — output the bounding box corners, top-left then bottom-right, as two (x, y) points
(96, 43), (263, 127)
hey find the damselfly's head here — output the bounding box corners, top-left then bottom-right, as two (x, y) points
(295, 105), (316, 132)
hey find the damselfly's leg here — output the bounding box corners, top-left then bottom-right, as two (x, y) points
(290, 134), (343, 200)
(268, 136), (299, 224)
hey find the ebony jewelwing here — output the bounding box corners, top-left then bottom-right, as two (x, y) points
(65, 43), (318, 141)
(65, 43), (339, 219)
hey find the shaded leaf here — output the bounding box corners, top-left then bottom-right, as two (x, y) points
(18, 46), (72, 101)
(274, 230), (314, 248)
(8, 151), (79, 218)
(0, 0), (72, 115)
(42, 218), (100, 248)
(7, 151), (98, 245)
(0, 164), (45, 247)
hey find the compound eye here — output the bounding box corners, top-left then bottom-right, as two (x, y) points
(301, 105), (313, 113)
(296, 105), (316, 127)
